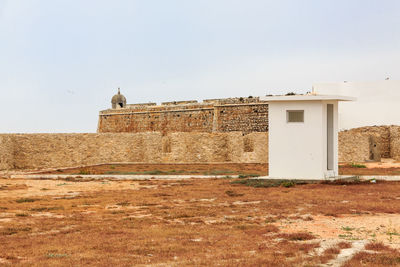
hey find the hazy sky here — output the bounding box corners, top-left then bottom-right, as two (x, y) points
(0, 0), (399, 133)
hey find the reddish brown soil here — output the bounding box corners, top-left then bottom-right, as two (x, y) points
(41, 163), (400, 177)
(339, 165), (400, 176)
(0, 178), (400, 266)
(42, 163), (269, 176)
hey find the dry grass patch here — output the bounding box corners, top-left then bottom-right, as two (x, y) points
(344, 251), (400, 266)
(338, 241), (352, 249)
(277, 232), (316, 241)
(365, 241), (395, 252)
(0, 178), (400, 265)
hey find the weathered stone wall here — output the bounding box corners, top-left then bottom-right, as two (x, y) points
(3, 132), (268, 170)
(390, 126), (400, 160)
(2, 125), (399, 170)
(0, 135), (14, 170)
(340, 126), (391, 158)
(338, 130), (370, 162)
(98, 109), (215, 134)
(98, 97), (269, 134)
(215, 104), (268, 134)
(337, 126), (400, 162)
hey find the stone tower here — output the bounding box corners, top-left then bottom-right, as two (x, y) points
(111, 88), (127, 109)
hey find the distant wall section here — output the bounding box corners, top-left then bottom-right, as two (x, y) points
(3, 132), (268, 170)
(2, 126), (400, 171)
(338, 126), (400, 162)
(390, 126), (400, 161)
(98, 97), (269, 134)
(214, 104), (268, 133)
(0, 135), (14, 170)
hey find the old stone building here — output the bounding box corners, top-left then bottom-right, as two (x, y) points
(1, 88), (400, 171)
(98, 90), (269, 134)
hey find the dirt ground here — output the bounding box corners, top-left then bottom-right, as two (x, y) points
(39, 161), (400, 177)
(1, 177), (400, 266)
(42, 163), (269, 176)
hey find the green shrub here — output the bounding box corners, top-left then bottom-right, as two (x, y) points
(16, 198), (37, 203)
(349, 163), (367, 168)
(78, 169), (91, 175)
(281, 181), (295, 188)
(225, 190), (244, 197)
(238, 174), (260, 179)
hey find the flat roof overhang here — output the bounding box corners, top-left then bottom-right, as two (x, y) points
(260, 95), (356, 102)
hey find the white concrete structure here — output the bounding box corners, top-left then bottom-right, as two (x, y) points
(313, 80), (400, 130)
(261, 95), (355, 180)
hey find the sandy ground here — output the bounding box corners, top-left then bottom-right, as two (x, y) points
(364, 158), (400, 168)
(280, 214), (400, 248)
(0, 178), (140, 198)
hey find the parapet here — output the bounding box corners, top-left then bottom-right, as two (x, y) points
(161, 100), (198, 105)
(203, 96), (262, 105)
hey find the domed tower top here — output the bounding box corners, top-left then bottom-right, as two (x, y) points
(111, 88), (127, 109)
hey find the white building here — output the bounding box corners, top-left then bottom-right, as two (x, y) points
(261, 95), (355, 180)
(313, 80), (400, 130)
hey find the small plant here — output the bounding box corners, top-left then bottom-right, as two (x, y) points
(110, 165), (116, 169)
(234, 224), (258, 230)
(116, 201), (131, 206)
(144, 170), (163, 175)
(30, 206), (64, 212)
(341, 226), (355, 231)
(265, 217), (277, 223)
(111, 210), (125, 214)
(238, 174), (260, 179)
(16, 198), (37, 203)
(232, 179), (305, 188)
(285, 92), (296, 96)
(303, 216), (314, 221)
(281, 181), (295, 188)
(365, 242), (391, 251)
(337, 241), (352, 249)
(225, 190), (244, 197)
(278, 232), (315, 241)
(47, 253), (68, 258)
(79, 169), (91, 175)
(349, 163), (367, 168)
(1, 227), (31, 235)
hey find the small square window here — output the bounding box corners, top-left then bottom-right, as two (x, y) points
(287, 110), (304, 123)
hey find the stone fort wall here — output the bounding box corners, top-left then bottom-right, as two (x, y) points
(338, 126), (400, 162)
(98, 97), (269, 134)
(0, 132), (268, 170)
(2, 126), (400, 171)
(0, 135), (14, 170)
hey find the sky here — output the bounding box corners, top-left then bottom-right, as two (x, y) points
(0, 0), (399, 133)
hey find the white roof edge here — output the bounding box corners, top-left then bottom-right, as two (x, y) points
(260, 94), (356, 102)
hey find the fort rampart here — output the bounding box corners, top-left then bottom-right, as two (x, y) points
(0, 132), (268, 170)
(0, 135), (14, 170)
(1, 126), (400, 171)
(98, 97), (269, 134)
(339, 126), (400, 162)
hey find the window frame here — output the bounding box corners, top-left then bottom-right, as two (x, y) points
(286, 110), (305, 123)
